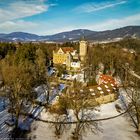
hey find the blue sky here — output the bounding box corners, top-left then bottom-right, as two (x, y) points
(0, 0), (140, 35)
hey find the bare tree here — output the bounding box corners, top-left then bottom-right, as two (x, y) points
(1, 55), (36, 129)
(65, 81), (99, 140)
(121, 69), (140, 134)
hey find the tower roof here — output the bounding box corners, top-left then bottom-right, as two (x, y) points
(80, 36), (86, 41)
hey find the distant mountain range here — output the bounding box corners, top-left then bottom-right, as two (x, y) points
(0, 26), (140, 42)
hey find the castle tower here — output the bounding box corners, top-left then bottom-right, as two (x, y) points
(79, 37), (87, 62)
(66, 52), (72, 69)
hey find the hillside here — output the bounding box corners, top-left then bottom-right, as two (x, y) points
(0, 26), (140, 42)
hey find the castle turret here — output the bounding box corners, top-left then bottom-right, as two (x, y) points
(79, 37), (87, 62)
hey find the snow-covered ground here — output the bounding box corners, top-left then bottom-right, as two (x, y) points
(18, 83), (66, 131)
(83, 101), (139, 140)
(0, 98), (12, 139)
(61, 73), (84, 82)
(29, 100), (140, 140)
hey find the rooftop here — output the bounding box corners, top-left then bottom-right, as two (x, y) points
(54, 47), (74, 53)
(88, 82), (117, 97)
(99, 74), (117, 86)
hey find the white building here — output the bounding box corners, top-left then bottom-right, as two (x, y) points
(71, 61), (81, 69)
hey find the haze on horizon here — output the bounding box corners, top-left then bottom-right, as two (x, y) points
(0, 0), (140, 35)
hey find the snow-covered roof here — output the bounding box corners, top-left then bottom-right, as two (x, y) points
(87, 82), (118, 97)
(89, 89), (94, 92)
(97, 87), (102, 91)
(105, 85), (108, 88)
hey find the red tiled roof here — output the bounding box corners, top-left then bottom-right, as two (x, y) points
(99, 74), (117, 86)
(61, 47), (74, 53)
(54, 47), (74, 53)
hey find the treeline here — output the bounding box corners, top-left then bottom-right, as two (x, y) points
(118, 38), (140, 52)
(0, 42), (55, 60)
(0, 42), (79, 60)
(87, 38), (140, 78)
(0, 43), (16, 59)
(102, 38), (140, 53)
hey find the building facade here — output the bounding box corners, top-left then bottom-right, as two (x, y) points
(53, 39), (88, 70)
(53, 47), (73, 65)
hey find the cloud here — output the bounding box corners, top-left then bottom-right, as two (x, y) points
(86, 13), (140, 31)
(0, 18), (76, 35)
(0, 12), (140, 35)
(74, 1), (127, 13)
(49, 3), (58, 7)
(44, 13), (140, 35)
(2, 13), (140, 35)
(0, 0), (49, 23)
(0, 20), (38, 33)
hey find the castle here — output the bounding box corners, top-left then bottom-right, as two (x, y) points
(53, 38), (88, 70)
